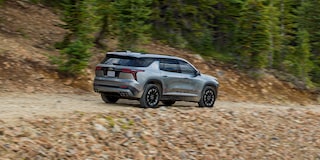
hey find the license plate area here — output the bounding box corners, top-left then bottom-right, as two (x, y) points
(107, 71), (115, 77)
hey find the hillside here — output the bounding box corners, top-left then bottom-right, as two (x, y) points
(0, 0), (318, 105)
(1, 1), (320, 159)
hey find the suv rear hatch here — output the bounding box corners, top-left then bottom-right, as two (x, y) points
(95, 54), (154, 80)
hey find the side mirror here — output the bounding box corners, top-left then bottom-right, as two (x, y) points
(195, 70), (201, 77)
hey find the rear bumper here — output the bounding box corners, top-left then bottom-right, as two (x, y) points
(93, 77), (143, 98)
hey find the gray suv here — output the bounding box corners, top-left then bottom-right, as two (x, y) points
(93, 51), (219, 108)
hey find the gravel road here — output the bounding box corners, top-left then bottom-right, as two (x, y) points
(1, 92), (320, 159)
(0, 92), (319, 123)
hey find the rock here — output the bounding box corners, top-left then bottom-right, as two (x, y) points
(142, 134), (158, 146)
(135, 151), (145, 160)
(216, 70), (224, 78)
(179, 150), (188, 160)
(317, 96), (320, 104)
(17, 1), (28, 8)
(261, 89), (268, 94)
(125, 130), (134, 138)
(64, 79), (73, 85)
(192, 54), (203, 61)
(0, 128), (4, 136)
(112, 124), (121, 133)
(35, 74), (45, 80)
(94, 123), (107, 132)
(203, 155), (214, 160)
(159, 106), (167, 111)
(26, 86), (35, 93)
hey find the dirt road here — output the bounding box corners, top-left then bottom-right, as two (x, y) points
(1, 92), (320, 159)
(0, 92), (319, 123)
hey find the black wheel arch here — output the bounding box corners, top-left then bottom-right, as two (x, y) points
(202, 83), (218, 98)
(144, 79), (163, 93)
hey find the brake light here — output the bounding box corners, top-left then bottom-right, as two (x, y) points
(95, 66), (102, 70)
(121, 68), (144, 80)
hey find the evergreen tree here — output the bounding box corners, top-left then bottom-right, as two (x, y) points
(54, 0), (99, 75)
(151, 0), (217, 50)
(298, 0), (320, 84)
(264, 0), (282, 68)
(59, 0), (99, 45)
(94, 0), (114, 49)
(113, 0), (152, 50)
(276, 0), (299, 71)
(294, 29), (313, 84)
(211, 0), (243, 53)
(235, 0), (270, 71)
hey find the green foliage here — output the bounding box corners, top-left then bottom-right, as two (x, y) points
(60, 0), (99, 44)
(53, 0), (99, 75)
(186, 29), (214, 55)
(28, 0), (61, 7)
(264, 1), (282, 68)
(105, 116), (115, 127)
(286, 30), (313, 83)
(94, 0), (115, 49)
(43, 0), (320, 85)
(113, 0), (152, 50)
(52, 40), (92, 76)
(0, 0), (5, 5)
(203, 51), (235, 63)
(151, 0), (219, 50)
(298, 0), (320, 85)
(235, 0), (270, 70)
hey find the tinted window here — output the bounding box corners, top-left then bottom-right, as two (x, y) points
(159, 59), (180, 73)
(179, 60), (196, 75)
(102, 56), (154, 67)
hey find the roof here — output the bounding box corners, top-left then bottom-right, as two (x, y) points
(106, 51), (185, 60)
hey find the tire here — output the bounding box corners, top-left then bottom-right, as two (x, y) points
(162, 100), (175, 106)
(198, 86), (216, 107)
(101, 93), (119, 103)
(140, 84), (160, 108)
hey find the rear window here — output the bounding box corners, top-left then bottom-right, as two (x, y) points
(102, 55), (154, 67)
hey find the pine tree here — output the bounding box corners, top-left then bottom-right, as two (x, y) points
(151, 0), (218, 50)
(211, 0), (243, 53)
(54, 0), (99, 75)
(94, 0), (114, 49)
(236, 0), (270, 71)
(298, 0), (320, 85)
(264, 0), (282, 68)
(276, 0), (300, 71)
(294, 29), (313, 84)
(113, 0), (152, 50)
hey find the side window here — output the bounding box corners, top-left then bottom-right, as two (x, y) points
(179, 60), (196, 75)
(159, 59), (180, 73)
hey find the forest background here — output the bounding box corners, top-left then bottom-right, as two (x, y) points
(2, 0), (319, 88)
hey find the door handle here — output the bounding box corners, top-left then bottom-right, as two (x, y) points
(163, 76), (168, 78)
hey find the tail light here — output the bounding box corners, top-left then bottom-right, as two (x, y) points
(95, 66), (102, 70)
(121, 68), (144, 80)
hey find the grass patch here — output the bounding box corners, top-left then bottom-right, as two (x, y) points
(16, 28), (29, 39)
(0, 48), (8, 55)
(0, 0), (5, 6)
(199, 50), (235, 63)
(105, 116), (115, 127)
